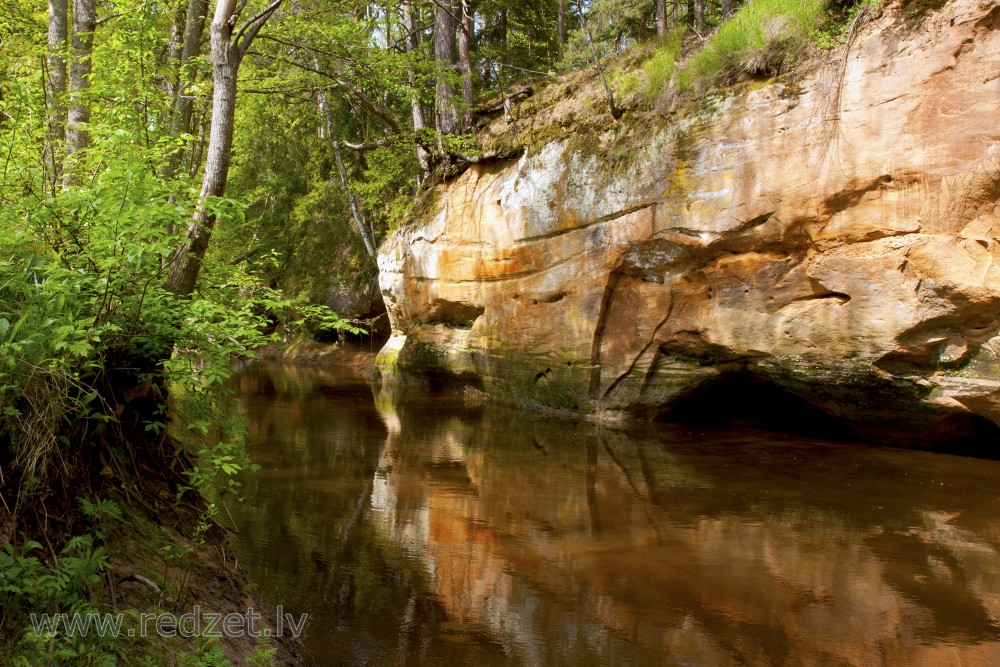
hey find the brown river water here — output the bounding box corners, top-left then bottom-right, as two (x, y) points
(227, 361), (1000, 666)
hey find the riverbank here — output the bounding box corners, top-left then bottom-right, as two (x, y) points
(0, 475), (311, 665)
(258, 337), (380, 376)
(105, 509), (311, 665)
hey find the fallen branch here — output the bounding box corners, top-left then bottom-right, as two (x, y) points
(117, 572), (161, 595)
(475, 86), (534, 115)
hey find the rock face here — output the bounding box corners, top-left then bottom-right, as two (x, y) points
(322, 274), (384, 321)
(321, 274), (391, 339)
(375, 0), (1000, 448)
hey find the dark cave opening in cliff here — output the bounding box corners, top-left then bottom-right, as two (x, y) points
(656, 372), (861, 442)
(655, 371), (1000, 458)
(921, 413), (1000, 460)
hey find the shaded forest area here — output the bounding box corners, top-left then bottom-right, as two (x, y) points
(1, 0), (877, 662)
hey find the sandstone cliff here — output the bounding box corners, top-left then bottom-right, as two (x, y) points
(375, 0), (1000, 448)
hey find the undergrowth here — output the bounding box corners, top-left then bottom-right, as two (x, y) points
(0, 67), (352, 664)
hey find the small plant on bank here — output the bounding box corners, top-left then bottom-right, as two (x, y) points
(0, 536), (115, 664)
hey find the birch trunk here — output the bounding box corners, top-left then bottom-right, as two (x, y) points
(46, 0), (68, 188)
(64, 0), (95, 184)
(166, 0), (282, 296)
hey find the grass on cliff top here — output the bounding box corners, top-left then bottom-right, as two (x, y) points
(475, 0), (882, 159)
(622, 0), (878, 101)
(640, 29), (683, 99)
(605, 0), (833, 100)
(677, 0), (827, 92)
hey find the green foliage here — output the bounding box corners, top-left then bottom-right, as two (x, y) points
(0, 536), (116, 665)
(222, 29), (392, 309)
(250, 641), (278, 667)
(80, 498), (124, 538)
(812, 0), (883, 50)
(298, 302), (367, 340)
(354, 144), (420, 234)
(0, 156), (255, 489)
(0, 7), (351, 661)
(478, 0), (564, 81)
(560, 0), (645, 69)
(1, 40), (360, 487)
(0, 537), (107, 612)
(0, 250), (95, 481)
(677, 0), (827, 91)
(174, 636), (234, 667)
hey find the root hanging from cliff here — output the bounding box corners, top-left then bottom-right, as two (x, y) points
(812, 1), (878, 168)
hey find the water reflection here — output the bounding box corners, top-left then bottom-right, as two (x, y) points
(229, 362), (1000, 666)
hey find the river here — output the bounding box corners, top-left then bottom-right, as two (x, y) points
(228, 360), (1000, 666)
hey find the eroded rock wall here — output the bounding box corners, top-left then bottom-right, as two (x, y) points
(376, 0), (1000, 447)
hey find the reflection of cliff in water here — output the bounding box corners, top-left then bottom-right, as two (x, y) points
(230, 362), (1000, 666)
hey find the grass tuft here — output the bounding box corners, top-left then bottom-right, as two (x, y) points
(642, 29), (684, 99)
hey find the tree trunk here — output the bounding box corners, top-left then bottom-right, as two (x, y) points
(686, 0), (694, 29)
(163, 0), (208, 182)
(433, 0), (459, 139)
(458, 0), (474, 132)
(165, 0), (282, 296)
(187, 112), (208, 179)
(402, 1), (431, 181)
(721, 0), (733, 20)
(696, 0), (705, 31)
(655, 0), (667, 37)
(177, 0), (209, 136)
(64, 0), (96, 184)
(318, 91), (377, 261)
(575, 0), (622, 120)
(557, 0), (565, 51)
(500, 8), (507, 58)
(166, 0), (188, 99)
(46, 0), (68, 189)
